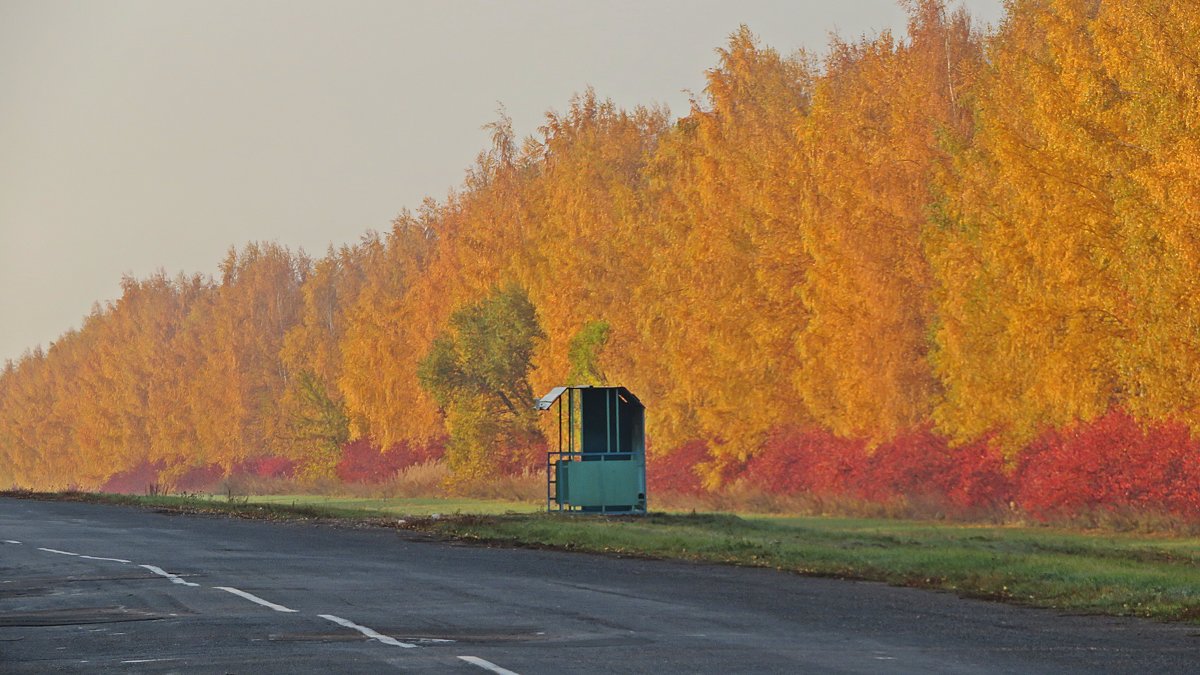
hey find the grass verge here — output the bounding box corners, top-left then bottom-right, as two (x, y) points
(242, 494), (540, 516)
(5, 489), (1199, 622)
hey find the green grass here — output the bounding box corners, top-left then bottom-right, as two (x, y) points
(6, 489), (1200, 622)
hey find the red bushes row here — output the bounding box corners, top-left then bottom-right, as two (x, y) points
(652, 409), (1200, 520)
(735, 426), (1013, 513)
(97, 408), (1199, 522)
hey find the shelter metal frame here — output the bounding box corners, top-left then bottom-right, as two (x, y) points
(536, 385), (646, 514)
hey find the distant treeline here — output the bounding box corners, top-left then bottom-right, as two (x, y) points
(3, 1), (1200, 518)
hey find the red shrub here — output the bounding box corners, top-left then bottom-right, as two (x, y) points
(1015, 409), (1200, 519)
(860, 429), (1013, 511)
(335, 437), (446, 483)
(735, 426), (1013, 514)
(233, 455), (295, 479)
(648, 440), (710, 495)
(857, 430), (946, 502)
(940, 438), (1013, 512)
(99, 461), (164, 494)
(174, 464), (224, 492)
(741, 427), (862, 495)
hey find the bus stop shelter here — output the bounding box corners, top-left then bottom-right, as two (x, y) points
(536, 385), (646, 514)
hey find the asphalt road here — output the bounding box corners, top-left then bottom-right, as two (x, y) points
(1, 498), (1197, 674)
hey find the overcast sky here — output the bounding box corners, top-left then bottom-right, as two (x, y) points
(0, 0), (1005, 363)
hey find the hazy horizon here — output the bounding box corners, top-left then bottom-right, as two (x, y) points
(0, 0), (1005, 363)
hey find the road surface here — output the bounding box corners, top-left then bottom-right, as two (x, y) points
(1, 498), (1197, 673)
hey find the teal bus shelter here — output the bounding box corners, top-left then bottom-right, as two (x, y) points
(535, 385), (646, 514)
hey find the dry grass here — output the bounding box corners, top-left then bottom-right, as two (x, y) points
(651, 481), (1010, 522)
(206, 460), (542, 503)
(442, 466), (543, 501)
(651, 482), (1200, 535)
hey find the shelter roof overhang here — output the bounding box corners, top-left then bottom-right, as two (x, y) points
(535, 385), (643, 411)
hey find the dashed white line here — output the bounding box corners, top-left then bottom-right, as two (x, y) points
(78, 554), (131, 563)
(21, 539), (520, 669)
(38, 547), (79, 556)
(139, 564), (199, 587)
(318, 614), (417, 648)
(33, 545), (129, 563)
(3, 540), (20, 544)
(459, 656), (521, 675)
(214, 586), (297, 613)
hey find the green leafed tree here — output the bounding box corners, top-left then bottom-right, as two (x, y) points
(567, 319), (610, 386)
(417, 284), (545, 481)
(283, 370), (351, 480)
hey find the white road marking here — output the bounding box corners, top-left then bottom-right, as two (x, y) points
(17, 539), (516, 666)
(459, 656), (521, 675)
(33, 545), (127, 563)
(38, 547), (79, 556)
(139, 564), (199, 587)
(78, 554), (131, 563)
(213, 586), (297, 613)
(318, 614), (417, 648)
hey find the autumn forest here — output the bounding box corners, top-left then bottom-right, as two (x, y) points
(3, 0), (1199, 519)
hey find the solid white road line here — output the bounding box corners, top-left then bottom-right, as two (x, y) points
(139, 564), (199, 587)
(3, 540), (20, 544)
(213, 586), (298, 613)
(458, 656), (521, 675)
(318, 614), (417, 648)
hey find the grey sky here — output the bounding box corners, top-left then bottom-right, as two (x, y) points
(0, 0), (1005, 363)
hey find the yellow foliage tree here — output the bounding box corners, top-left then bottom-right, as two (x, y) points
(176, 243), (307, 480)
(1091, 1), (1200, 428)
(638, 26), (813, 482)
(928, 0), (1169, 450)
(280, 245), (367, 478)
(338, 214), (440, 448)
(521, 90), (669, 399)
(798, 1), (980, 444)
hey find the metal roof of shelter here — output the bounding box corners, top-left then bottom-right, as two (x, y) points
(535, 385), (643, 411)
